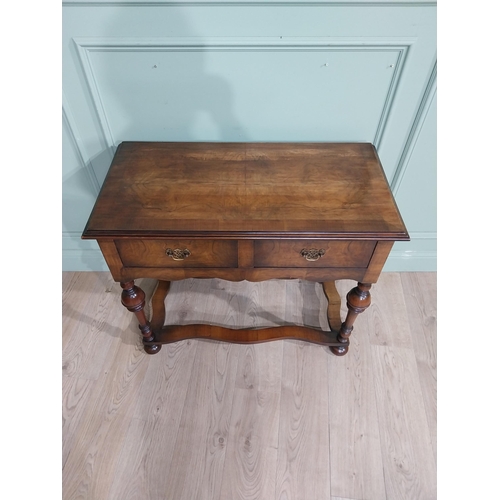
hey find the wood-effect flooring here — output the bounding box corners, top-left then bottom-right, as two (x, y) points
(62, 272), (436, 500)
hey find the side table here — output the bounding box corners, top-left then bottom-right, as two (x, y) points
(82, 142), (409, 356)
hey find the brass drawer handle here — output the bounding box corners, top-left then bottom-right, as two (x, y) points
(300, 248), (325, 262)
(166, 248), (191, 261)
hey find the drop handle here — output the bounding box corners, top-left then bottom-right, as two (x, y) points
(300, 248), (325, 262)
(166, 248), (191, 261)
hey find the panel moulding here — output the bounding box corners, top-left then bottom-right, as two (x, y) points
(62, 93), (101, 196)
(73, 36), (414, 151)
(390, 60), (437, 193)
(63, 1), (437, 7)
(73, 41), (117, 151)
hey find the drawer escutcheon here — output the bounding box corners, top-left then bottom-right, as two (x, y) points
(300, 248), (325, 262)
(166, 248), (191, 261)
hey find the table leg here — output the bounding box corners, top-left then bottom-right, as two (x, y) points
(330, 282), (372, 356)
(120, 281), (161, 354)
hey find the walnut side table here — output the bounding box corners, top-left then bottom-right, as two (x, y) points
(82, 142), (409, 356)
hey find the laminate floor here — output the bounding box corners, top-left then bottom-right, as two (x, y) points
(62, 272), (436, 500)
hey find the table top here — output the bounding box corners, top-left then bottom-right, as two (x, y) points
(82, 142), (409, 241)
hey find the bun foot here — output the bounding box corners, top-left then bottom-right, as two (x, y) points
(330, 345), (349, 356)
(144, 343), (162, 355)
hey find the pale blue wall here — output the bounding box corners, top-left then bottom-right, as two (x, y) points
(62, 0), (436, 272)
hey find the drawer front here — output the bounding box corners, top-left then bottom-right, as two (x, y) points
(254, 240), (375, 268)
(115, 239), (238, 268)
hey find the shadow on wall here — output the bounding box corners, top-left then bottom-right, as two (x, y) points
(70, 5), (248, 181)
(63, 6), (248, 270)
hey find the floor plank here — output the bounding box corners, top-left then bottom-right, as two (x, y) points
(163, 341), (240, 500)
(275, 342), (330, 500)
(62, 272), (122, 380)
(62, 375), (96, 468)
(328, 281), (386, 500)
(400, 272), (437, 462)
(62, 339), (150, 499)
(372, 345), (437, 499)
(107, 340), (197, 500)
(331, 497), (364, 500)
(368, 273), (413, 349)
(218, 342), (285, 499)
(62, 272), (437, 500)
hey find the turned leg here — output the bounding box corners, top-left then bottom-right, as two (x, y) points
(120, 281), (161, 354)
(330, 282), (372, 356)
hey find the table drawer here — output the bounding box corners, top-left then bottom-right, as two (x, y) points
(115, 239), (238, 268)
(254, 240), (375, 268)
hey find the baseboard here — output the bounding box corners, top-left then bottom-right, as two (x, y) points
(383, 234), (436, 271)
(383, 250), (436, 272)
(62, 232), (107, 271)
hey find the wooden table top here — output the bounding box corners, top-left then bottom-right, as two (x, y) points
(82, 142), (409, 241)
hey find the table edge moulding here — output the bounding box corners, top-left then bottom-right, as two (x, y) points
(82, 141), (409, 356)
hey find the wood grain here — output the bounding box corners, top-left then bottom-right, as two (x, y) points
(400, 272), (437, 461)
(237, 240), (254, 268)
(328, 281), (386, 500)
(62, 271), (436, 500)
(254, 240), (376, 268)
(234, 342), (284, 395)
(62, 332), (150, 499)
(367, 273), (413, 349)
(331, 497), (363, 500)
(322, 281), (342, 332)
(119, 265), (368, 284)
(220, 387), (281, 500)
(149, 279), (169, 331)
(62, 375), (95, 468)
(164, 341), (240, 500)
(275, 343), (330, 499)
(62, 271), (104, 350)
(371, 345), (437, 499)
(362, 241), (394, 284)
(97, 240), (124, 281)
(116, 239), (238, 268)
(107, 340), (197, 499)
(62, 271), (120, 380)
(220, 343), (284, 499)
(82, 142), (409, 240)
(149, 323), (340, 347)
